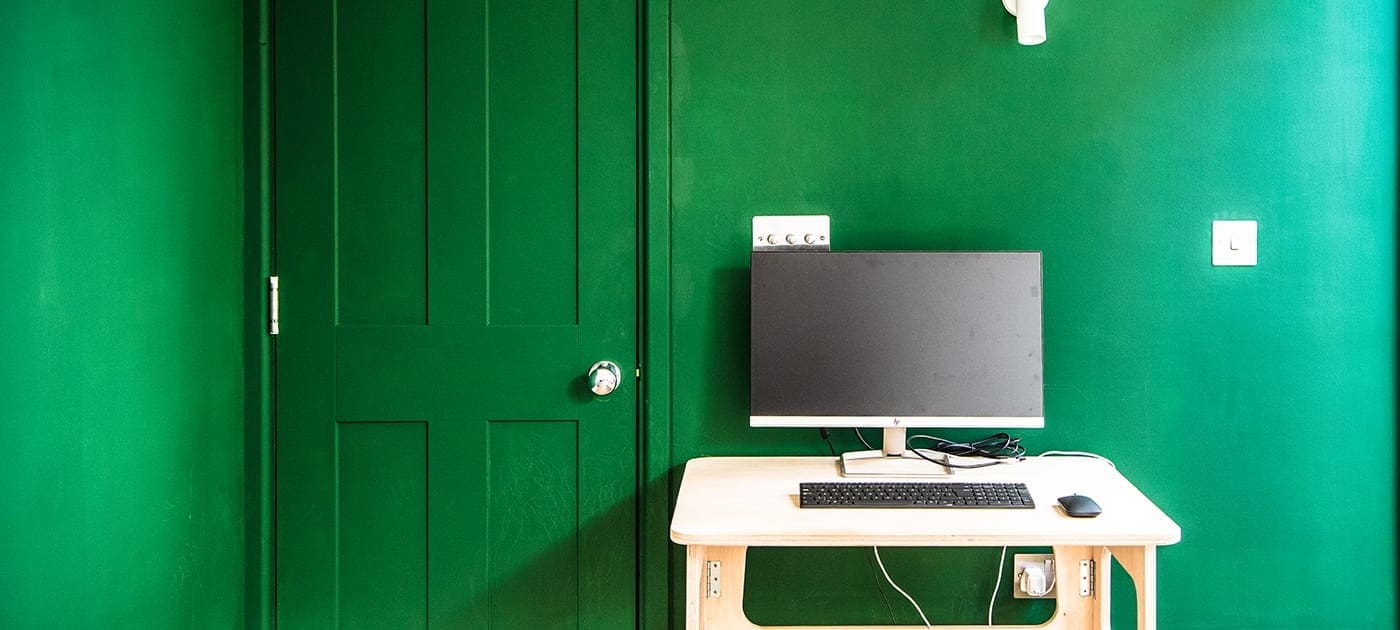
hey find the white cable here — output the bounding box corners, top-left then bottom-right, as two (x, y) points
(871, 546), (933, 629)
(1036, 450), (1115, 468)
(988, 546), (1007, 626)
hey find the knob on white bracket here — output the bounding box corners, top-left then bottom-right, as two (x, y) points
(752, 216), (831, 251)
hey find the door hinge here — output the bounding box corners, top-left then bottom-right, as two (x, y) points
(706, 561), (721, 598)
(268, 276), (279, 336)
(1079, 559), (1095, 597)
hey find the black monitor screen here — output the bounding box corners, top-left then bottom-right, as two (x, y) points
(750, 251), (1043, 426)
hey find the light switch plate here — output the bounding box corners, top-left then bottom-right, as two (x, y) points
(1212, 220), (1257, 266)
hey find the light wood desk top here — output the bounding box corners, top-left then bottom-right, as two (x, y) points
(671, 456), (1181, 548)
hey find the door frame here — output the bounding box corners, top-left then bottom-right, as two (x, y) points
(639, 1), (673, 629)
(245, 0), (274, 628)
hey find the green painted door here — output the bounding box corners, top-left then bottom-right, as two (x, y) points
(273, 1), (638, 628)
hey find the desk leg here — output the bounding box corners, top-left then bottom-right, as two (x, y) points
(685, 545), (702, 630)
(1107, 545), (1157, 630)
(687, 545), (756, 630)
(1049, 545), (1113, 629)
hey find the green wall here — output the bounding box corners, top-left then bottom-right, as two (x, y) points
(0, 1), (249, 627)
(661, 1), (1395, 628)
(2, 1), (1393, 628)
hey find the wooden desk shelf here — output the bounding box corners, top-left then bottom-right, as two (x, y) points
(671, 457), (1180, 630)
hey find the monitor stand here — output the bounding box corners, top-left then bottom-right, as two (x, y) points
(839, 427), (953, 477)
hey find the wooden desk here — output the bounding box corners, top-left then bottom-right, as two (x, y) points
(670, 457), (1180, 630)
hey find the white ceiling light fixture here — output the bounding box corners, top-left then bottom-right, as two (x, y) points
(1003, 0), (1050, 46)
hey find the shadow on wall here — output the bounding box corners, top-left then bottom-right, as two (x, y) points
(701, 266), (753, 449)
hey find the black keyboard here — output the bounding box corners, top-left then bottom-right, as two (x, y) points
(799, 481), (1035, 509)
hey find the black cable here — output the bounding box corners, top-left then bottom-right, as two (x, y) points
(906, 432), (1026, 468)
(908, 445), (1004, 469)
(819, 428), (837, 456)
(909, 432), (1026, 459)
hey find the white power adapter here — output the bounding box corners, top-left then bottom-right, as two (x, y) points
(1020, 563), (1054, 598)
(1012, 554), (1058, 599)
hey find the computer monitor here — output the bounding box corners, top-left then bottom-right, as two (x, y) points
(749, 251), (1044, 476)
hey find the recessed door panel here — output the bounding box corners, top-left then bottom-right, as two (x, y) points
(337, 422), (428, 629)
(488, 420), (580, 627)
(336, 0), (427, 326)
(487, 0), (581, 327)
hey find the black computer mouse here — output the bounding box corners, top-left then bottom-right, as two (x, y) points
(1057, 494), (1102, 518)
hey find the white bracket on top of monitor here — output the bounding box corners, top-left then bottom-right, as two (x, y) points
(752, 215), (830, 251)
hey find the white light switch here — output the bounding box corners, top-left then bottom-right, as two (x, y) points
(1212, 220), (1257, 266)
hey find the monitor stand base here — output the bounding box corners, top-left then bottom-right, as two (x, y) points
(839, 449), (953, 477)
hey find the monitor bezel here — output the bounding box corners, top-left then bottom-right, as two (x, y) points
(747, 249), (1045, 431)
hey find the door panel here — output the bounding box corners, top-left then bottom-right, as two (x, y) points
(337, 0), (427, 326)
(487, 0), (581, 326)
(337, 422), (428, 629)
(487, 420), (581, 627)
(274, 1), (638, 627)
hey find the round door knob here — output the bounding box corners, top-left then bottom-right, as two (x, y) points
(588, 361), (622, 396)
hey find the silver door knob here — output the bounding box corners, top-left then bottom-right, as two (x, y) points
(588, 361), (622, 396)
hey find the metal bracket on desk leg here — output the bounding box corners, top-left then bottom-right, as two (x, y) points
(1079, 559), (1096, 597)
(706, 561), (721, 598)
